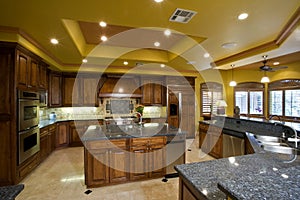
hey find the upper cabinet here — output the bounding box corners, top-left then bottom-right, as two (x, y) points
(61, 73), (100, 107)
(16, 49), (49, 91)
(141, 76), (166, 106)
(49, 71), (63, 107)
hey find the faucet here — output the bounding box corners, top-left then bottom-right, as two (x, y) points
(135, 112), (143, 124)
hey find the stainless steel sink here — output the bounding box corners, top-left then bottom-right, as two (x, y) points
(262, 145), (299, 155)
(258, 141), (289, 147)
(254, 135), (285, 143)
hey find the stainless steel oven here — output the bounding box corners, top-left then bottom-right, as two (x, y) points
(18, 126), (40, 164)
(18, 91), (40, 131)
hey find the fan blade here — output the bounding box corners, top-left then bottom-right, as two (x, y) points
(269, 66), (288, 72)
(259, 65), (272, 71)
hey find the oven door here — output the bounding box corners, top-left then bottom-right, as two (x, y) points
(19, 99), (40, 131)
(19, 126), (40, 164)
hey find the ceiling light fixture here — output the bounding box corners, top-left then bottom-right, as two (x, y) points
(154, 41), (160, 47)
(99, 21), (107, 27)
(82, 59), (88, 63)
(273, 62), (280, 65)
(238, 13), (249, 20)
(154, 0), (164, 2)
(160, 64), (165, 68)
(203, 53), (210, 58)
(221, 42), (237, 49)
(261, 71), (270, 83)
(50, 38), (59, 44)
(164, 29), (171, 36)
(229, 64), (237, 87)
(101, 35), (108, 41)
(123, 61), (128, 65)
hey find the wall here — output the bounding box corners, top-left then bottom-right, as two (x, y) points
(222, 60), (300, 117)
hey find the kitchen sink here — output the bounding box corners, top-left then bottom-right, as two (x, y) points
(262, 145), (299, 155)
(254, 135), (285, 143)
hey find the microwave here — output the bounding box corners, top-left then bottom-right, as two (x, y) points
(39, 91), (48, 107)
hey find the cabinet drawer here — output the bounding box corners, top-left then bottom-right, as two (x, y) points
(130, 137), (166, 147)
(86, 139), (127, 150)
(19, 154), (39, 179)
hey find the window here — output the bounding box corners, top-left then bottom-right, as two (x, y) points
(201, 82), (223, 116)
(269, 79), (300, 119)
(234, 82), (264, 117)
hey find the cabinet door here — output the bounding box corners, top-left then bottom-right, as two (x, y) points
(49, 72), (62, 107)
(149, 143), (166, 178)
(141, 79), (152, 105)
(40, 127), (49, 162)
(69, 123), (84, 147)
(109, 148), (128, 183)
(83, 78), (99, 106)
(56, 122), (69, 148)
(16, 50), (29, 89)
(38, 63), (48, 89)
(63, 77), (81, 106)
(153, 80), (162, 104)
(181, 93), (195, 138)
(85, 149), (109, 187)
(129, 146), (149, 181)
(48, 125), (56, 152)
(28, 58), (38, 89)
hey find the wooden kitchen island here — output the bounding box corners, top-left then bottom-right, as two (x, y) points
(82, 123), (186, 188)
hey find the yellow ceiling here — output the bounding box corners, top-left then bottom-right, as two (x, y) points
(0, 0), (299, 73)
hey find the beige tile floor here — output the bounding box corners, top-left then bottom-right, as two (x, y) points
(16, 135), (214, 200)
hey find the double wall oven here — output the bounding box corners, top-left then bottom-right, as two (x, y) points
(18, 90), (40, 164)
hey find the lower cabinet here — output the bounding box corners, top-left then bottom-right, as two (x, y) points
(40, 124), (56, 162)
(18, 153), (39, 181)
(56, 122), (69, 148)
(84, 136), (166, 188)
(199, 122), (223, 159)
(84, 139), (128, 187)
(129, 137), (166, 181)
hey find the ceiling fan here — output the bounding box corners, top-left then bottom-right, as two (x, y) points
(259, 55), (288, 72)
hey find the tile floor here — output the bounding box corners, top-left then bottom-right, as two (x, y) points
(16, 135), (214, 200)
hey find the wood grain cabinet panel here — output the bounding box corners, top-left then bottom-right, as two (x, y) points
(141, 77), (166, 105)
(49, 72), (62, 107)
(63, 76), (81, 106)
(16, 50), (29, 89)
(83, 78), (99, 106)
(56, 122), (69, 148)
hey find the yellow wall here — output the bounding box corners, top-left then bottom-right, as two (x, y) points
(221, 61), (300, 118)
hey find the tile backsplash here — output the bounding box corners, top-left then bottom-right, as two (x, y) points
(40, 98), (167, 120)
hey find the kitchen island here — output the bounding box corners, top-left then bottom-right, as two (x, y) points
(176, 117), (300, 200)
(82, 123), (186, 188)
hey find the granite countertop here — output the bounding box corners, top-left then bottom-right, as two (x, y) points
(38, 117), (104, 128)
(175, 130), (300, 200)
(82, 123), (185, 141)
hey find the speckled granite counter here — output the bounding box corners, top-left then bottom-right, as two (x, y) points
(0, 184), (24, 200)
(38, 118), (104, 128)
(175, 152), (300, 199)
(82, 123), (185, 141)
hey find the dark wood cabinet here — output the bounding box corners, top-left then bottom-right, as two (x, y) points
(63, 76), (81, 106)
(38, 63), (48, 90)
(40, 127), (50, 162)
(16, 49), (47, 90)
(56, 122), (69, 148)
(48, 124), (56, 153)
(141, 77), (166, 105)
(129, 137), (166, 181)
(85, 139), (128, 187)
(82, 77), (99, 106)
(49, 72), (62, 107)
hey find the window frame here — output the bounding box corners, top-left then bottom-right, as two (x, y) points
(234, 82), (265, 118)
(200, 82), (223, 118)
(268, 79), (300, 121)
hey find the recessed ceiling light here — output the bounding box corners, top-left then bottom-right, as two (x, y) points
(164, 29), (171, 36)
(101, 35), (108, 42)
(82, 59), (88, 63)
(123, 61), (128, 65)
(273, 62), (280, 65)
(203, 53), (210, 58)
(154, 0), (164, 2)
(238, 13), (249, 20)
(221, 42), (237, 49)
(50, 38), (59, 44)
(154, 42), (160, 47)
(160, 64), (165, 68)
(99, 21), (107, 27)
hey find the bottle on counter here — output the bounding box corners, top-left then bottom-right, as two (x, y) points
(49, 112), (56, 120)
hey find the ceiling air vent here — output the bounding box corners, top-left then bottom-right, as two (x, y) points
(169, 8), (197, 23)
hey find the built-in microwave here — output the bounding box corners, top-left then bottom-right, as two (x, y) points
(18, 91), (40, 131)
